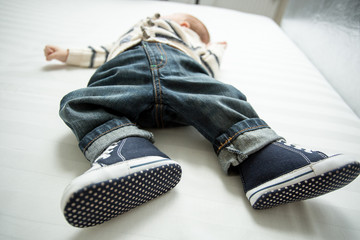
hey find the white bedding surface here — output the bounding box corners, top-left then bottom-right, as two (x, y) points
(1, 0), (359, 239)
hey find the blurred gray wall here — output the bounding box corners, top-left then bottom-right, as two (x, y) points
(281, 0), (360, 117)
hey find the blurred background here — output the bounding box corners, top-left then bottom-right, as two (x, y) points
(167, 0), (360, 117)
(166, 0), (288, 24)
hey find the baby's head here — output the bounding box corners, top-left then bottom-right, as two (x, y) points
(161, 13), (210, 44)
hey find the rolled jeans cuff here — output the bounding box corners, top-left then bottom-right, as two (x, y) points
(215, 119), (282, 174)
(79, 119), (154, 163)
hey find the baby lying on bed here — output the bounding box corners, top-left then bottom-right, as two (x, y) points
(44, 13), (360, 228)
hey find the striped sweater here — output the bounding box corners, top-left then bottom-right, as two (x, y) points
(66, 14), (226, 79)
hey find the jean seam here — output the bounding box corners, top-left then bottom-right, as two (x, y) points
(143, 43), (161, 127)
(216, 124), (268, 154)
(154, 43), (167, 128)
(82, 122), (135, 154)
(152, 69), (165, 128)
(157, 44), (168, 127)
(144, 42), (167, 128)
(154, 43), (167, 69)
(157, 68), (165, 128)
(143, 42), (168, 70)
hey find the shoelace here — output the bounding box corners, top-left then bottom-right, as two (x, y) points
(278, 139), (313, 153)
(94, 141), (119, 162)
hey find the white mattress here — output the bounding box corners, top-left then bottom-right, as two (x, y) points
(1, 0), (359, 239)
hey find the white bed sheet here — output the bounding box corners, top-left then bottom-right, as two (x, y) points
(0, 0), (359, 239)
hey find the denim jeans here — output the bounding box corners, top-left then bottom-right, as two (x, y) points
(59, 41), (281, 173)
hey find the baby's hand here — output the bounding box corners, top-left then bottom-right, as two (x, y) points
(217, 41), (228, 49)
(207, 41), (228, 49)
(44, 45), (69, 63)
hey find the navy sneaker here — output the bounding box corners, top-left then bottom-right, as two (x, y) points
(238, 140), (360, 209)
(60, 137), (182, 228)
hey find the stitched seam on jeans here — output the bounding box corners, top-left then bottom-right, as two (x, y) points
(155, 43), (164, 67)
(144, 43), (160, 127)
(151, 71), (160, 127)
(82, 123), (135, 154)
(156, 43), (168, 127)
(157, 68), (164, 128)
(143, 42), (167, 127)
(146, 42), (168, 70)
(216, 124), (267, 153)
(154, 43), (168, 69)
(152, 44), (166, 127)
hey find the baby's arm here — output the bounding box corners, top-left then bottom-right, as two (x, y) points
(198, 41), (227, 79)
(44, 43), (113, 68)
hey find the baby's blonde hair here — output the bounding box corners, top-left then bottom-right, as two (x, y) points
(165, 13), (210, 44)
(183, 14), (210, 44)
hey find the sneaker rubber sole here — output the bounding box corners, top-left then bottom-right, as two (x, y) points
(246, 155), (360, 209)
(62, 162), (181, 228)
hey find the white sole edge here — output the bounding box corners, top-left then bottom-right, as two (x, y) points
(246, 154), (359, 205)
(60, 156), (176, 210)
